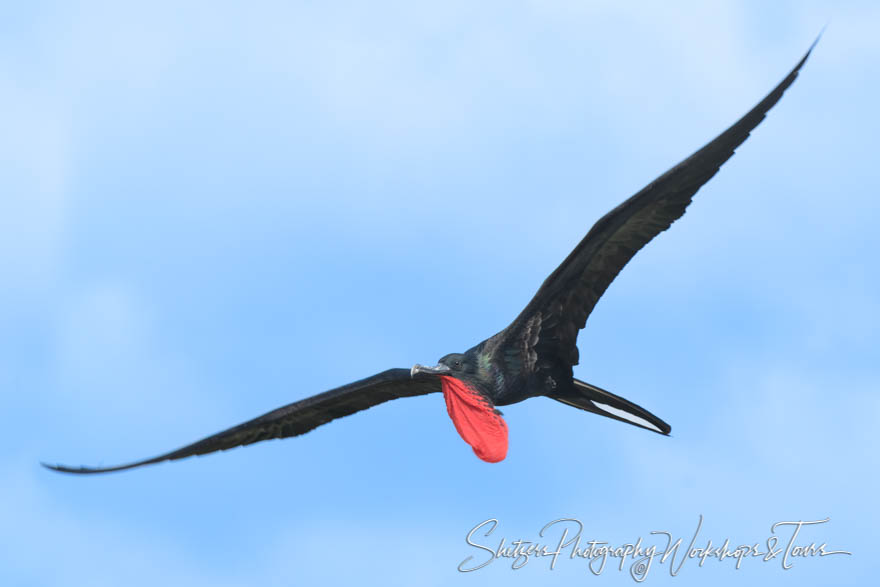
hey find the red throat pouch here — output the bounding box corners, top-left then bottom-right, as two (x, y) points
(440, 376), (508, 463)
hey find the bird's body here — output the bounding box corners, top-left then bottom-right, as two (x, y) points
(45, 39), (818, 474)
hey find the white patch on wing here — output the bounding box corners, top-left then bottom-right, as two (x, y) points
(591, 401), (663, 433)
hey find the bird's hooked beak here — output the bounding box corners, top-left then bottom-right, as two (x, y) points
(410, 363), (451, 378)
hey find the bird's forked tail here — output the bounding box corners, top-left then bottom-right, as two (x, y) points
(552, 379), (671, 435)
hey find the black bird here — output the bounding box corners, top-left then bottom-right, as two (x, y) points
(44, 40), (817, 474)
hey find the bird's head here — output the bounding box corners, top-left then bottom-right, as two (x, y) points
(410, 352), (476, 379)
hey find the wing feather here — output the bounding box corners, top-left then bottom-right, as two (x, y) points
(43, 369), (440, 474)
(500, 40), (817, 371)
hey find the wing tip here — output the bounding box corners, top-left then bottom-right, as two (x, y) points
(41, 461), (94, 475)
(810, 26), (826, 53)
(40, 458), (159, 475)
(786, 29), (822, 82)
(800, 29), (823, 68)
(41, 461), (113, 475)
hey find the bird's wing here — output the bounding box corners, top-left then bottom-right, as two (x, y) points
(43, 369), (441, 474)
(500, 40), (817, 372)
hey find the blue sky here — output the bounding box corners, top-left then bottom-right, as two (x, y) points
(2, 1), (878, 585)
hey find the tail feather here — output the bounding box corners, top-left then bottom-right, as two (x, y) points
(553, 379), (671, 435)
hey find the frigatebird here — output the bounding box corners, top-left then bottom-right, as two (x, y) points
(44, 41), (816, 474)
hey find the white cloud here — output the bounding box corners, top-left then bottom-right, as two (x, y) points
(0, 77), (70, 295)
(0, 462), (240, 587)
(2, 460), (464, 587)
(46, 282), (224, 461)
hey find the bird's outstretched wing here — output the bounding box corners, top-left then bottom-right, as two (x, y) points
(501, 39), (818, 372)
(43, 369), (441, 474)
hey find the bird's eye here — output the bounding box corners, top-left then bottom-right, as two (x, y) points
(454, 360), (461, 368)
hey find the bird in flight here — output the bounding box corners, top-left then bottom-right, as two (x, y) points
(45, 40), (817, 474)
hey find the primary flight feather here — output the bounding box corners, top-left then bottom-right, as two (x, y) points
(44, 39), (817, 474)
